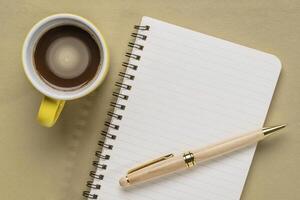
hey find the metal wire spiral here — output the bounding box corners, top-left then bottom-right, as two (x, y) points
(82, 24), (150, 199)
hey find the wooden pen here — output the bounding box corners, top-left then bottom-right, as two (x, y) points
(119, 124), (286, 187)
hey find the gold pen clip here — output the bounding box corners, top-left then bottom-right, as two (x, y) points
(127, 153), (174, 175)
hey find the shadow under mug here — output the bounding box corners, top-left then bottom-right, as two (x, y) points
(22, 14), (109, 127)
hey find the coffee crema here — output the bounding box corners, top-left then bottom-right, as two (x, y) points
(34, 25), (101, 90)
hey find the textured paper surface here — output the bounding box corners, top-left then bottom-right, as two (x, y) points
(0, 1), (299, 200)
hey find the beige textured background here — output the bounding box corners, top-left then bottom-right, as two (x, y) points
(0, 0), (299, 199)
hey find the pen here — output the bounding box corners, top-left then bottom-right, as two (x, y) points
(119, 124), (286, 187)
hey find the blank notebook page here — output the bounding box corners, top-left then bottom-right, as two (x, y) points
(90, 16), (281, 200)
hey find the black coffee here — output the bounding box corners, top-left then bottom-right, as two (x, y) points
(34, 25), (101, 90)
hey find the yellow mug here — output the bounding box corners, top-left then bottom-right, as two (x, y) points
(22, 14), (109, 127)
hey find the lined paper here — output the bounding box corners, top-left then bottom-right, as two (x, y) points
(90, 17), (281, 200)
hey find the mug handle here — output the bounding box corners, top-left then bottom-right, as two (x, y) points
(37, 96), (65, 127)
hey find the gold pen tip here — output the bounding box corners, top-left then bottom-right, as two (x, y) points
(119, 176), (130, 187)
(262, 124), (287, 136)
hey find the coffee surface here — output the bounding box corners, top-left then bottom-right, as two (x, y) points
(34, 25), (101, 90)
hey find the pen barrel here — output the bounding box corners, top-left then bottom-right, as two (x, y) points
(124, 130), (265, 186)
(193, 130), (264, 163)
(127, 156), (186, 185)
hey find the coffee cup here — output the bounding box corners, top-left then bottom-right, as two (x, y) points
(22, 14), (109, 127)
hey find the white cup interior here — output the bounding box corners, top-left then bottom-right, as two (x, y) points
(22, 14), (108, 100)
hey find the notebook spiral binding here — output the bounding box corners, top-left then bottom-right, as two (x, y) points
(82, 24), (150, 200)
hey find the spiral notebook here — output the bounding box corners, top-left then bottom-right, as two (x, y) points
(83, 16), (281, 200)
